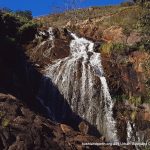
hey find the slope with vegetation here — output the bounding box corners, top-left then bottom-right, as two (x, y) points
(34, 1), (150, 104)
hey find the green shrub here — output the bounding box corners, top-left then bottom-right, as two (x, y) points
(130, 110), (137, 121)
(136, 2), (150, 35)
(18, 22), (37, 43)
(131, 38), (150, 52)
(113, 94), (128, 102)
(2, 118), (10, 127)
(0, 10), (37, 44)
(129, 96), (142, 106)
(100, 42), (113, 54)
(133, 0), (150, 6)
(112, 43), (128, 54)
(100, 42), (128, 55)
(15, 10), (33, 20)
(1, 13), (20, 37)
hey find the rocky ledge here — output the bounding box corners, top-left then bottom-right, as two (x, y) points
(0, 93), (112, 150)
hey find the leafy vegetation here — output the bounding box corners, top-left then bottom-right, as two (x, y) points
(129, 96), (142, 106)
(0, 9), (37, 44)
(136, 2), (150, 35)
(100, 42), (129, 55)
(18, 22), (37, 43)
(15, 10), (33, 20)
(100, 36), (149, 57)
(134, 38), (150, 51)
(1, 118), (10, 128)
(132, 0), (149, 6)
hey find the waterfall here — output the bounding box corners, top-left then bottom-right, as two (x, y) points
(43, 27), (55, 58)
(44, 31), (118, 141)
(33, 27), (55, 58)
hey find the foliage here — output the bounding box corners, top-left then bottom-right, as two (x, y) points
(113, 94), (128, 102)
(15, 10), (33, 20)
(112, 43), (128, 54)
(19, 22), (37, 43)
(100, 42), (128, 55)
(130, 110), (137, 121)
(0, 10), (37, 44)
(100, 37), (149, 56)
(0, 111), (9, 128)
(143, 146), (150, 150)
(136, 2), (150, 35)
(129, 96), (142, 106)
(2, 118), (10, 128)
(136, 39), (150, 51)
(132, 0), (149, 6)
(100, 42), (113, 54)
(0, 13), (20, 37)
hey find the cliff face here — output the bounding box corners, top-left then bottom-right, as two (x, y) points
(25, 24), (150, 145)
(27, 24), (150, 107)
(0, 93), (106, 150)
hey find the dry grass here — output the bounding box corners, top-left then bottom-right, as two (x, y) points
(34, 5), (141, 28)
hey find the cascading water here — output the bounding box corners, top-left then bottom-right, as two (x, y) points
(44, 30), (118, 141)
(127, 121), (134, 143)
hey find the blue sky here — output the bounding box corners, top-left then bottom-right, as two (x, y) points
(0, 0), (125, 17)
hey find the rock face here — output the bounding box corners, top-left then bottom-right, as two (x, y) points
(102, 26), (127, 43)
(26, 27), (71, 67)
(25, 26), (150, 146)
(0, 93), (106, 150)
(102, 51), (150, 97)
